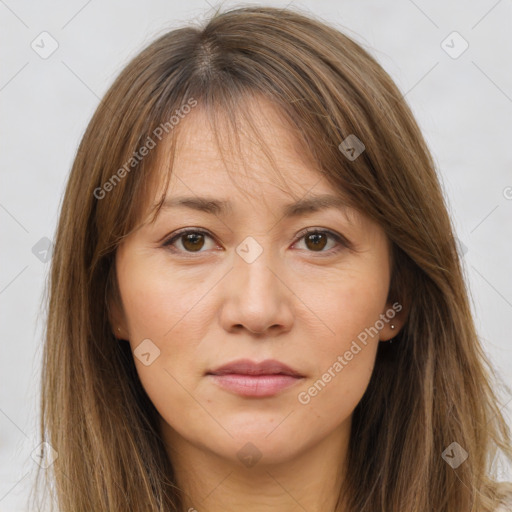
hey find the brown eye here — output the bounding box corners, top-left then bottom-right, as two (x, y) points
(304, 232), (328, 251)
(181, 232), (205, 252)
(294, 229), (346, 254)
(163, 229), (215, 253)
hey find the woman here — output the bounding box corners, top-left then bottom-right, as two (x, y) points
(34, 5), (512, 511)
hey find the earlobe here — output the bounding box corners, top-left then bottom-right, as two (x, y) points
(110, 313), (128, 340)
(111, 320), (128, 341)
(379, 322), (398, 342)
(115, 325), (128, 340)
(379, 299), (408, 342)
(107, 295), (128, 340)
(105, 263), (130, 340)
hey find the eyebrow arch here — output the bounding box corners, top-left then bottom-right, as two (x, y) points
(159, 194), (349, 218)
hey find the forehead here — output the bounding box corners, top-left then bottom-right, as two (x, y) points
(160, 96), (340, 204)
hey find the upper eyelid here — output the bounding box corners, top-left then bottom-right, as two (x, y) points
(162, 227), (351, 252)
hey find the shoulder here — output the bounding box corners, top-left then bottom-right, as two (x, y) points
(494, 481), (512, 512)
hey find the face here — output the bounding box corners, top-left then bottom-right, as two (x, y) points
(111, 97), (400, 468)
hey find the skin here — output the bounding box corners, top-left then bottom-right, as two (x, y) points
(110, 96), (405, 512)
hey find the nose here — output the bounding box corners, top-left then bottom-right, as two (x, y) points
(218, 245), (294, 337)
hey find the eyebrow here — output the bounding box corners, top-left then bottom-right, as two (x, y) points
(159, 194), (349, 218)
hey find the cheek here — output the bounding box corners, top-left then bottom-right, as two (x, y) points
(118, 254), (214, 343)
(297, 264), (389, 350)
(292, 267), (388, 415)
(294, 304), (380, 429)
(117, 256), (217, 417)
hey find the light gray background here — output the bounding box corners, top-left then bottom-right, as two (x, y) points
(1, 0), (511, 510)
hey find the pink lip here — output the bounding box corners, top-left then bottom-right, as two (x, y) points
(206, 359), (304, 397)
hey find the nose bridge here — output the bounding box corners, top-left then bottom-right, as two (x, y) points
(219, 234), (293, 334)
(235, 234), (283, 304)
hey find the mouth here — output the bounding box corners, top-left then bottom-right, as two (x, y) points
(206, 359), (305, 397)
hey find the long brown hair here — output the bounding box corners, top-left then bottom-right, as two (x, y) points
(33, 5), (512, 511)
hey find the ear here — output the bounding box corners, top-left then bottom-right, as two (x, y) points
(108, 298), (129, 340)
(379, 299), (407, 342)
(106, 265), (129, 340)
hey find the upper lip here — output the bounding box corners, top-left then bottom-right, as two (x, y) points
(207, 358), (304, 377)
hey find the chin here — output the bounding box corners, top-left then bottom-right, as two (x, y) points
(218, 420), (309, 466)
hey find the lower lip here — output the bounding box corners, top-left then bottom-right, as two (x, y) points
(207, 374), (303, 397)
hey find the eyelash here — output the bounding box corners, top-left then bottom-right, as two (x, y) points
(161, 227), (349, 257)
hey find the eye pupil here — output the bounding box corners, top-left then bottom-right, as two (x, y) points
(182, 233), (205, 251)
(305, 232), (327, 251)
